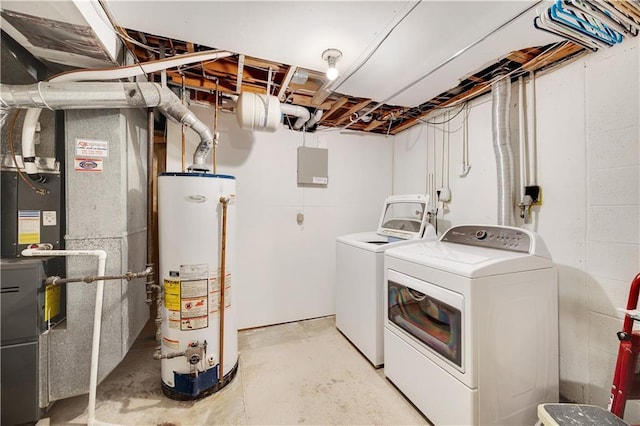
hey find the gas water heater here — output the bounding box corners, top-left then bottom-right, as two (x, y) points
(158, 172), (238, 400)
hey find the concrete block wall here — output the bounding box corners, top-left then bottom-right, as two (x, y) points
(584, 39), (640, 419)
(392, 38), (639, 413)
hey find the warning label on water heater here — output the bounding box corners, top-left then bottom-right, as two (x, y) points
(179, 278), (208, 331)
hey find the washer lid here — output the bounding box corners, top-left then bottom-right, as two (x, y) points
(377, 194), (431, 240)
(385, 239), (554, 277)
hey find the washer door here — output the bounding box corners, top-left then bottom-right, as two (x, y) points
(387, 269), (464, 370)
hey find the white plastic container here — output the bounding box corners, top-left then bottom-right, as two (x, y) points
(158, 172), (237, 400)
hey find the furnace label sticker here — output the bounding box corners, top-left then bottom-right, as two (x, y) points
(76, 138), (109, 158)
(18, 210), (40, 244)
(42, 211), (57, 226)
(74, 158), (103, 172)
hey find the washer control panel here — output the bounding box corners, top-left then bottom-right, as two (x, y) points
(440, 225), (531, 253)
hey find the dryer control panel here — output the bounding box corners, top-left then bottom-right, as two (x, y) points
(440, 225), (531, 253)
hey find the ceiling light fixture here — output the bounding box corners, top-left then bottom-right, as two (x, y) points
(322, 48), (342, 81)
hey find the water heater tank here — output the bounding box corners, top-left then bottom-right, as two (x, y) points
(158, 172), (238, 400)
(236, 92), (281, 132)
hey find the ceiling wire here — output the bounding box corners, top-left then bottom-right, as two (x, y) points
(340, 0), (546, 132)
(95, 0), (161, 55)
(332, 0), (423, 93)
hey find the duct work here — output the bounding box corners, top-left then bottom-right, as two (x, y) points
(235, 92), (323, 132)
(491, 72), (515, 226)
(0, 81), (215, 171)
(14, 50), (232, 179)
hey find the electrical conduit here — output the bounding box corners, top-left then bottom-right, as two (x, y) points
(21, 248), (107, 426)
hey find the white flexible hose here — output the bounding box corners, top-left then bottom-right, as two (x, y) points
(21, 248), (108, 426)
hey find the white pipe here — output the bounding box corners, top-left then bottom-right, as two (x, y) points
(21, 248), (107, 426)
(280, 103), (310, 130)
(19, 51), (232, 178)
(1, 81), (214, 171)
(518, 76), (528, 199)
(305, 109), (323, 128)
(527, 72), (538, 185)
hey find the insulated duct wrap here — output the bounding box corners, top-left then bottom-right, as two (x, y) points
(0, 82), (214, 171)
(491, 74), (515, 226)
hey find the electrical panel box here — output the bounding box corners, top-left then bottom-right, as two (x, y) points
(297, 146), (328, 185)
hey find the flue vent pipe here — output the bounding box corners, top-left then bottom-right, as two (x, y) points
(0, 81), (215, 171)
(491, 71), (515, 226)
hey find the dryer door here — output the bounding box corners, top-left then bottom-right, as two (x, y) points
(387, 269), (464, 370)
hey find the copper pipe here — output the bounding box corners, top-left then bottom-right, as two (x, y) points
(218, 196), (230, 380)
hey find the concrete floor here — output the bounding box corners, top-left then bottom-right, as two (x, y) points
(38, 316), (430, 425)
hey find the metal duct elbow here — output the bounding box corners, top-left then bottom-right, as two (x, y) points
(491, 72), (515, 226)
(0, 82), (215, 172)
(155, 87), (214, 171)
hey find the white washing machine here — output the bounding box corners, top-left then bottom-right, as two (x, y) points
(335, 194), (436, 367)
(384, 224), (558, 425)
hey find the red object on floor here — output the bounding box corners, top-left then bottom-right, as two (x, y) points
(609, 272), (640, 420)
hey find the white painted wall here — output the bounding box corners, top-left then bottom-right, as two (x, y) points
(166, 108), (393, 329)
(392, 38), (640, 414)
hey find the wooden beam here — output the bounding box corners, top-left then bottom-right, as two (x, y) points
(506, 50), (536, 64)
(236, 54), (245, 93)
(363, 119), (385, 132)
(522, 42), (584, 72)
(290, 94), (332, 110)
(321, 97), (349, 120)
(243, 57), (284, 71)
(278, 66), (296, 101)
(333, 99), (373, 125)
(390, 82), (491, 135)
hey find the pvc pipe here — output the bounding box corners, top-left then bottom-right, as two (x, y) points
(518, 76), (528, 199)
(527, 72), (538, 185)
(280, 103), (310, 130)
(305, 109), (324, 129)
(17, 50), (231, 179)
(21, 248), (107, 426)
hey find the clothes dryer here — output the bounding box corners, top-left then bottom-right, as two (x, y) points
(335, 194), (436, 367)
(383, 224), (558, 425)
